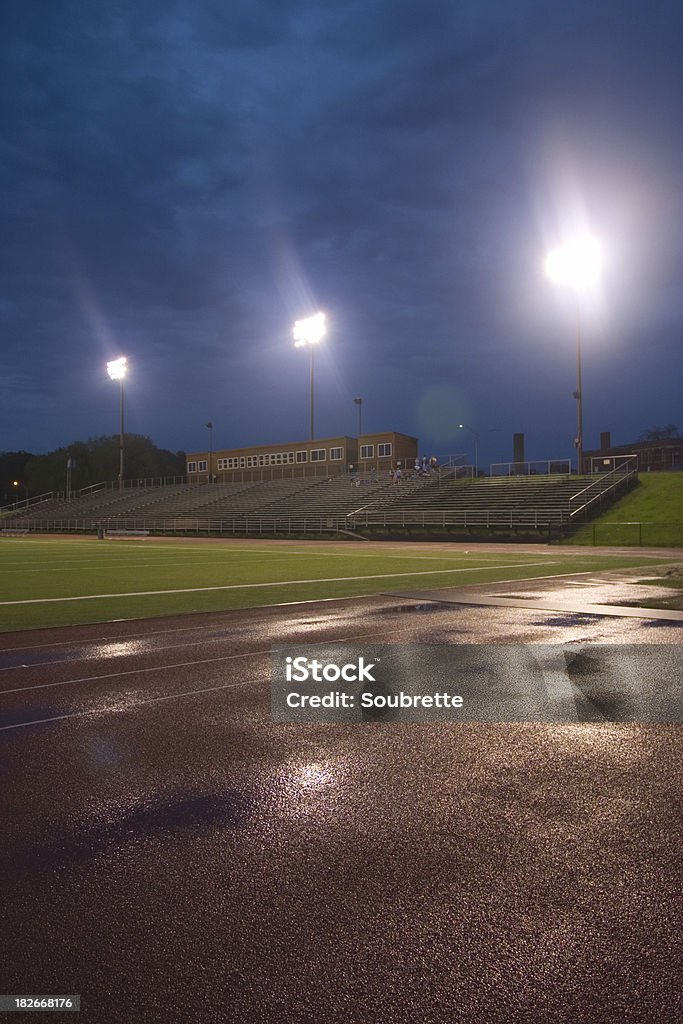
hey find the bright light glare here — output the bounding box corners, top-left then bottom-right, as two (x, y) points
(293, 312), (326, 347)
(545, 237), (603, 288)
(106, 356), (128, 380)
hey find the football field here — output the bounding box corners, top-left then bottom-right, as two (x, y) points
(0, 535), (670, 632)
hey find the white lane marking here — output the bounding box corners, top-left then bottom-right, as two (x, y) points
(0, 629), (388, 695)
(0, 561), (557, 605)
(0, 677), (263, 731)
(0, 650), (261, 695)
(0, 620), (438, 728)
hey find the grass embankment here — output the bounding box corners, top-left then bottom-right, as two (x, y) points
(0, 536), (670, 631)
(566, 472), (683, 547)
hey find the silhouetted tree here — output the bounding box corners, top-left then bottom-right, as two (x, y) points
(22, 436), (185, 495)
(639, 424), (680, 441)
(0, 451), (33, 504)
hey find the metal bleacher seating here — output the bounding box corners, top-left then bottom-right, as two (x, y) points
(1, 462), (634, 536)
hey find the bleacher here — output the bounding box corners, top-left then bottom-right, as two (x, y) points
(1, 462), (636, 537)
(350, 475), (588, 527)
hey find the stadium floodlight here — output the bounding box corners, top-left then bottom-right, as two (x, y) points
(106, 356), (128, 381)
(458, 424), (479, 476)
(545, 236), (602, 475)
(107, 356), (128, 489)
(544, 236), (602, 289)
(293, 312), (327, 440)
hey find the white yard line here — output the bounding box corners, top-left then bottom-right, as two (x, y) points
(0, 561), (557, 606)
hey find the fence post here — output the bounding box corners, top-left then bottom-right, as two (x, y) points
(639, 522), (642, 546)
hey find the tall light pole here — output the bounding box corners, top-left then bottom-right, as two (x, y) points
(293, 312), (326, 440)
(206, 421), (213, 483)
(354, 396), (363, 436)
(545, 236), (602, 475)
(458, 423), (479, 476)
(106, 356), (128, 489)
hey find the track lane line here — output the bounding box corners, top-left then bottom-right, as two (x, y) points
(0, 677), (265, 731)
(0, 629), (395, 696)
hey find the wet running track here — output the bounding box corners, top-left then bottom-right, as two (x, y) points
(1, 595), (682, 1023)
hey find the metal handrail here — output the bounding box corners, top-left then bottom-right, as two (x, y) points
(569, 456), (638, 519)
(0, 490), (54, 513)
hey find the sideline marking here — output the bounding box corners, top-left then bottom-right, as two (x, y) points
(0, 561), (557, 606)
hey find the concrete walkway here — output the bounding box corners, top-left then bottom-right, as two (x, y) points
(393, 566), (683, 622)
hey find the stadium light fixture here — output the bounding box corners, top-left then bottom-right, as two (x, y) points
(293, 313), (327, 440)
(107, 356), (128, 489)
(458, 423), (479, 476)
(544, 236), (602, 475)
(544, 237), (602, 289)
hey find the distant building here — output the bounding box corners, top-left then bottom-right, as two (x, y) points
(585, 432), (683, 472)
(186, 431), (418, 482)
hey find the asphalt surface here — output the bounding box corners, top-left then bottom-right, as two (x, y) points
(1, 591), (682, 1023)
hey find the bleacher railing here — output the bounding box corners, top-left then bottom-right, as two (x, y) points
(569, 455), (638, 521)
(0, 490), (54, 513)
(0, 510), (568, 534)
(489, 459), (572, 477)
(107, 475), (190, 489)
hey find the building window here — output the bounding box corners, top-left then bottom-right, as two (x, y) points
(287, 452), (295, 463)
(296, 451), (308, 463)
(311, 449), (326, 462)
(187, 461), (197, 473)
(197, 460), (207, 472)
(378, 443), (392, 457)
(329, 447), (343, 460)
(360, 444), (374, 459)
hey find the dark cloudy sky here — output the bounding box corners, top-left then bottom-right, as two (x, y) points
(2, 0), (682, 467)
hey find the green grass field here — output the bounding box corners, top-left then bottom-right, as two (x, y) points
(566, 472), (683, 546)
(0, 536), (673, 632)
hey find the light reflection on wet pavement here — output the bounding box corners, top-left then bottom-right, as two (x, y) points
(1, 584), (682, 1023)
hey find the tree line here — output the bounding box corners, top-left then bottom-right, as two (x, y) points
(1, 435), (185, 504)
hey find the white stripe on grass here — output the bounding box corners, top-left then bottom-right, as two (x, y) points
(0, 560), (557, 605)
(0, 548), (551, 568)
(0, 552), (554, 574)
